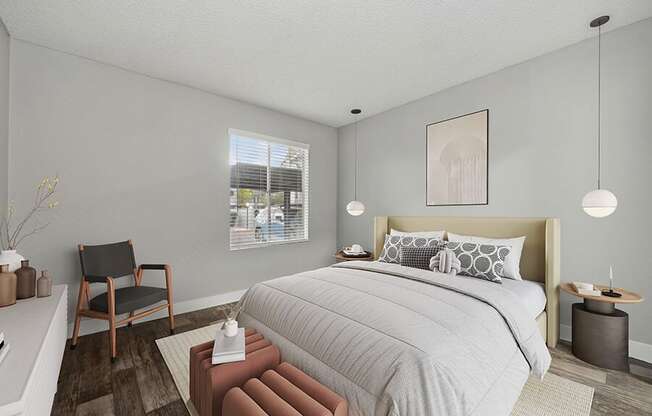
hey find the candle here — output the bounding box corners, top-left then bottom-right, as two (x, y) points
(609, 266), (613, 291)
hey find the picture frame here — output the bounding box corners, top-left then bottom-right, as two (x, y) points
(425, 109), (489, 206)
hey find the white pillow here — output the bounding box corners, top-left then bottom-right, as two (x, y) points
(390, 228), (445, 240)
(446, 232), (526, 280)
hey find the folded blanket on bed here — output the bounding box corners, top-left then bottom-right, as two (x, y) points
(239, 260), (551, 416)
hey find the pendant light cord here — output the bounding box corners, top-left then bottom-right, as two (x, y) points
(597, 24), (602, 189)
(354, 114), (358, 200)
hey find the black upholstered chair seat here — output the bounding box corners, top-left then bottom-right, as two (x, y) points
(90, 286), (168, 315)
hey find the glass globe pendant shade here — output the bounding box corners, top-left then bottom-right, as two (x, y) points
(346, 200), (365, 216)
(582, 189), (617, 218)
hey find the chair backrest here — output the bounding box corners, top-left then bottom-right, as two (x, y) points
(79, 241), (137, 282)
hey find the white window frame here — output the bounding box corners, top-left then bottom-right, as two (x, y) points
(228, 128), (310, 250)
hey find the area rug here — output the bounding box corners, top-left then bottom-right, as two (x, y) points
(157, 325), (594, 416)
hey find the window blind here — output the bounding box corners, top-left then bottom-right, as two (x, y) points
(229, 129), (309, 250)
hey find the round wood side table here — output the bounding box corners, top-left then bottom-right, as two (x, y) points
(561, 282), (643, 371)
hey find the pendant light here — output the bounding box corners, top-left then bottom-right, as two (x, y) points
(346, 108), (365, 216)
(582, 15), (617, 218)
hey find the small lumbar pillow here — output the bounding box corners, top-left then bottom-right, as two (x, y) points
(446, 242), (511, 283)
(429, 249), (461, 275)
(400, 246), (443, 270)
(378, 235), (444, 264)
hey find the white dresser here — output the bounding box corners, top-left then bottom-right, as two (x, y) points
(0, 285), (67, 416)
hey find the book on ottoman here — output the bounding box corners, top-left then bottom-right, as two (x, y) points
(212, 327), (245, 365)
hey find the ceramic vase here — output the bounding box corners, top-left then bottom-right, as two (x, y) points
(224, 319), (238, 337)
(0, 250), (25, 272)
(0, 264), (17, 307)
(16, 259), (37, 299)
(37, 270), (52, 298)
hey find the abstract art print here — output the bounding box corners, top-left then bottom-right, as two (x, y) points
(426, 109), (488, 206)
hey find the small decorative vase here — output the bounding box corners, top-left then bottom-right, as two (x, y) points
(37, 270), (52, 298)
(16, 260), (37, 299)
(224, 319), (238, 337)
(0, 264), (17, 307)
(0, 250), (25, 272)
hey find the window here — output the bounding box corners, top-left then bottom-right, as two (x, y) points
(229, 129), (310, 250)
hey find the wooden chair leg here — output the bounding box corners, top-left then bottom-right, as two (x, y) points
(71, 313), (82, 350)
(70, 279), (86, 350)
(168, 302), (175, 335)
(107, 277), (117, 363)
(128, 267), (140, 328)
(165, 265), (175, 334)
(109, 315), (117, 363)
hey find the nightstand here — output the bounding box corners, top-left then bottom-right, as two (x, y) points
(334, 250), (373, 263)
(561, 282), (643, 371)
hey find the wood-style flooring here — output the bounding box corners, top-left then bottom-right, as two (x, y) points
(53, 307), (652, 416)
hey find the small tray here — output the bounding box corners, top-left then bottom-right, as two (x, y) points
(340, 250), (372, 258)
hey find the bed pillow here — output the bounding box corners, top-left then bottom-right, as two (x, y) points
(447, 232), (525, 280)
(446, 241), (511, 283)
(378, 235), (444, 264)
(390, 229), (445, 240)
(429, 248), (461, 275)
(399, 246), (441, 270)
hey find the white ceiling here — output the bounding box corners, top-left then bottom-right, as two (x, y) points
(1, 1), (651, 127)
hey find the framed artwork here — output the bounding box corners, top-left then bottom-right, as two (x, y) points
(426, 109), (488, 206)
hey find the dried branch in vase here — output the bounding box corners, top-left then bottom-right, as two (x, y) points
(1, 176), (61, 250)
(215, 300), (243, 321)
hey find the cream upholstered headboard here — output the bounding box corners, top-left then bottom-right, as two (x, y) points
(373, 216), (560, 347)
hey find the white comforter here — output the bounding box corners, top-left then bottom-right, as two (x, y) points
(239, 261), (551, 416)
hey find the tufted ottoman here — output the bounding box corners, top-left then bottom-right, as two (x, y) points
(189, 328), (281, 416)
(222, 362), (348, 416)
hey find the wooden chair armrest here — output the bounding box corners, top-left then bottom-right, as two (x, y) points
(139, 264), (168, 270)
(106, 277), (116, 311)
(137, 264), (173, 290)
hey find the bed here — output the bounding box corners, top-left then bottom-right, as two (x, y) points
(373, 216), (560, 348)
(239, 216), (560, 416)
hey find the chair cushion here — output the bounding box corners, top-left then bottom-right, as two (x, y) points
(90, 285), (168, 314)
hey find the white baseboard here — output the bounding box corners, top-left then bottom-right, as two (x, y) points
(560, 324), (652, 364)
(67, 288), (247, 338)
(560, 323), (572, 342)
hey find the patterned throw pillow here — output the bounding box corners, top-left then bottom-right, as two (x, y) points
(378, 235), (444, 263)
(400, 246), (441, 270)
(446, 242), (511, 283)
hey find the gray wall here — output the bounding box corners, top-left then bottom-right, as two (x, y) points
(8, 40), (338, 323)
(0, 22), (8, 218)
(338, 19), (652, 345)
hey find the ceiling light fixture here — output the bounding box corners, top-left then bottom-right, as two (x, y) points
(582, 15), (617, 218)
(346, 108), (365, 216)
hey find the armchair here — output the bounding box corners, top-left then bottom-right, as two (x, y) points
(71, 240), (175, 362)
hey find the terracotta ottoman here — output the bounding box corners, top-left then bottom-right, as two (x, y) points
(189, 328), (281, 416)
(222, 362), (348, 416)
